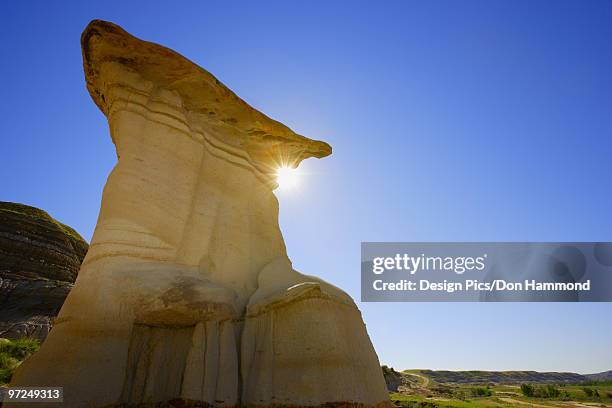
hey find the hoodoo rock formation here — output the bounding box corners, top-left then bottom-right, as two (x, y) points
(0, 202), (88, 340)
(11, 20), (389, 407)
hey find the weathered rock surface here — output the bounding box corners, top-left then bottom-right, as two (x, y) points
(382, 366), (405, 392)
(10, 20), (389, 407)
(0, 202), (88, 340)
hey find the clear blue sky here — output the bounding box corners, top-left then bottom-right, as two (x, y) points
(1, 1), (611, 373)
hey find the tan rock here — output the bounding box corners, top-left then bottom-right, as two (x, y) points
(10, 20), (389, 407)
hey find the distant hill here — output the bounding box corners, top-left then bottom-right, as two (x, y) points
(585, 370), (612, 381)
(418, 370), (585, 384)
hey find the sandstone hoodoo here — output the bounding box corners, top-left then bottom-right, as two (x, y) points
(10, 20), (389, 407)
(0, 202), (88, 341)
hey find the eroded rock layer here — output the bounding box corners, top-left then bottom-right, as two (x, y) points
(10, 20), (389, 408)
(0, 202), (88, 340)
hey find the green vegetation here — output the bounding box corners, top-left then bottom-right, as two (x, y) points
(519, 383), (533, 397)
(469, 387), (492, 397)
(389, 369), (612, 407)
(582, 387), (599, 397)
(390, 392), (504, 408)
(0, 338), (40, 385)
(582, 378), (612, 386)
(520, 384), (562, 398)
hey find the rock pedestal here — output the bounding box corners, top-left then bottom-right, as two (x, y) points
(10, 20), (389, 408)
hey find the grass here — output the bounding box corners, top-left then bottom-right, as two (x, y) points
(0, 338), (40, 385)
(390, 392), (512, 407)
(550, 383), (612, 401)
(390, 370), (612, 407)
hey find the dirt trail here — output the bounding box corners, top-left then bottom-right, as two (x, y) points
(499, 397), (556, 407)
(404, 372), (430, 387)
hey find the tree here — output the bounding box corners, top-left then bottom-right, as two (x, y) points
(521, 384), (534, 397)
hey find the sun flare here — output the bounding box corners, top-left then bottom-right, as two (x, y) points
(276, 166), (299, 190)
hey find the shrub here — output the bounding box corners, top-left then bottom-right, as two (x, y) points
(582, 387), (600, 398)
(521, 384), (562, 399)
(544, 385), (560, 398)
(0, 338), (39, 359)
(471, 387), (492, 397)
(0, 338), (40, 385)
(521, 384), (534, 397)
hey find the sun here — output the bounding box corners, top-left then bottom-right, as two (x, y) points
(276, 166), (299, 190)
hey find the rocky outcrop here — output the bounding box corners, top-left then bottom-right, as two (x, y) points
(382, 366), (405, 392)
(0, 202), (88, 340)
(10, 20), (389, 407)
